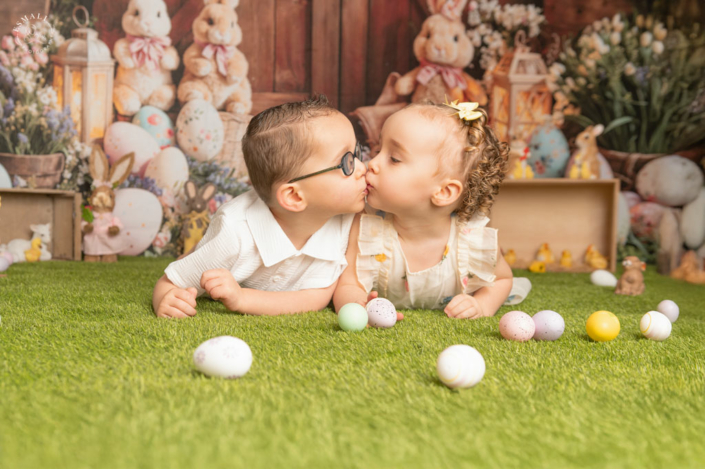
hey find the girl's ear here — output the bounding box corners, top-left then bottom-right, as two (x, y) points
(275, 183), (307, 213)
(431, 178), (463, 208)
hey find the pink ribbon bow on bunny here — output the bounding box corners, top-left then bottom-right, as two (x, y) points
(195, 40), (236, 77)
(126, 34), (171, 71)
(416, 60), (467, 90)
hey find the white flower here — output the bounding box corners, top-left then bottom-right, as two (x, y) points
(590, 33), (610, 54)
(529, 23), (540, 38)
(640, 31), (653, 47)
(549, 62), (565, 78)
(592, 20), (602, 32)
(624, 62), (636, 76)
(653, 23), (667, 41)
(467, 29), (482, 47)
(584, 58), (596, 69)
(602, 18), (611, 32)
(652, 41), (664, 54)
(577, 77), (587, 87)
(612, 14), (624, 32)
(566, 47), (576, 57)
(565, 77), (576, 90)
(610, 32), (621, 45)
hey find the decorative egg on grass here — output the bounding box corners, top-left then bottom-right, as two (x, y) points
(132, 105), (175, 148)
(0, 256), (10, 272)
(176, 99), (224, 162)
(193, 336), (252, 379)
(144, 147), (189, 193)
(526, 121), (571, 178)
(656, 299), (679, 323)
(366, 297), (397, 328)
(590, 270), (618, 287)
(437, 345), (485, 389)
(499, 310), (535, 342)
(104, 122), (161, 176)
(114, 188), (163, 256)
(532, 310), (565, 341)
(1, 251), (13, 264)
(640, 311), (672, 341)
(338, 303), (368, 331)
(586, 310), (620, 342)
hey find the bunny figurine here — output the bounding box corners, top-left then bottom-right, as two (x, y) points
(181, 181), (217, 255)
(568, 124), (604, 179)
(394, 0), (487, 106)
(82, 147), (135, 263)
(177, 0), (253, 114)
(113, 0), (180, 116)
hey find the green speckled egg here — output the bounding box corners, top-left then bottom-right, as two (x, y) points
(338, 303), (368, 331)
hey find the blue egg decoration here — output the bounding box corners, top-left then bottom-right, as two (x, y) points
(527, 122), (570, 178)
(132, 106), (175, 149)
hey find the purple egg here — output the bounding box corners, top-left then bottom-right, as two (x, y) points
(366, 298), (397, 328)
(532, 310), (565, 341)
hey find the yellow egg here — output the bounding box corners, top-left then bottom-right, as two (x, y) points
(586, 310), (620, 342)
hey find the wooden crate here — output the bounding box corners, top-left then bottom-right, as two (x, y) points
(488, 179), (619, 273)
(0, 188), (82, 261)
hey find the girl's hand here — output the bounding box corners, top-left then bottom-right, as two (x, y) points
(156, 287), (198, 319)
(366, 291), (404, 321)
(444, 294), (484, 319)
(201, 269), (242, 311)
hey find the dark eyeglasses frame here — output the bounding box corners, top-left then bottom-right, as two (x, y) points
(288, 142), (362, 183)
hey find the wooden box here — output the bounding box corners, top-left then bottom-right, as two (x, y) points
(488, 179), (619, 273)
(0, 188), (82, 261)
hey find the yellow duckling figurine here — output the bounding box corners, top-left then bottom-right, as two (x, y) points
(560, 250), (573, 268)
(505, 249), (517, 266)
(24, 238), (42, 262)
(529, 260), (546, 273)
(585, 244), (608, 270)
(536, 243), (555, 264)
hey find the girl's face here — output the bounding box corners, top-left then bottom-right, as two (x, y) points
(366, 109), (460, 215)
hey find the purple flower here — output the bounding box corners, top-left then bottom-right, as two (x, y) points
(3, 97), (13, 116)
(634, 66), (649, 87)
(17, 132), (28, 144)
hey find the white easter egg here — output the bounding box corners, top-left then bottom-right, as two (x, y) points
(0, 256), (10, 272)
(0, 162), (11, 188)
(640, 311), (672, 341)
(366, 297), (397, 328)
(532, 310), (565, 341)
(144, 147), (190, 193)
(113, 188), (163, 256)
(657, 299), (679, 323)
(104, 122), (161, 176)
(681, 187), (705, 250)
(437, 345), (485, 389)
(176, 99), (224, 161)
(193, 336), (253, 379)
(499, 310), (535, 341)
(590, 269), (618, 287)
(132, 106), (176, 148)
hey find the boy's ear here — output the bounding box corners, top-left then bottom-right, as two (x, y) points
(275, 183), (308, 212)
(431, 178), (463, 208)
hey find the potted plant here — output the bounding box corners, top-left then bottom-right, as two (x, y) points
(548, 13), (705, 188)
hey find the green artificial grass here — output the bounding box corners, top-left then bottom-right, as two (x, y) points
(1, 257), (704, 469)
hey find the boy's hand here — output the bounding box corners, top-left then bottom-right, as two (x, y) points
(201, 269), (242, 311)
(444, 294), (484, 319)
(156, 287), (198, 319)
(366, 291), (404, 321)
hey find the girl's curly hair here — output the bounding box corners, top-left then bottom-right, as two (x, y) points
(407, 103), (509, 223)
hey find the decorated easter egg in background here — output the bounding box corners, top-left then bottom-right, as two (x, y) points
(564, 152), (614, 179)
(193, 336), (253, 379)
(590, 269), (618, 287)
(499, 310), (535, 341)
(366, 298), (397, 328)
(532, 310), (565, 341)
(1, 251), (13, 265)
(640, 311), (672, 341)
(437, 344), (485, 389)
(114, 188), (163, 256)
(144, 147), (189, 193)
(104, 122), (161, 176)
(176, 99), (224, 162)
(622, 191), (642, 209)
(132, 106), (175, 149)
(338, 303), (368, 331)
(526, 122), (570, 178)
(657, 299), (679, 323)
(681, 187), (705, 249)
(629, 202), (666, 241)
(635, 156), (703, 207)
(0, 163), (11, 188)
(0, 256), (10, 272)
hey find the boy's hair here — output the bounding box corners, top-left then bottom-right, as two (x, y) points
(407, 103), (509, 223)
(241, 95), (337, 203)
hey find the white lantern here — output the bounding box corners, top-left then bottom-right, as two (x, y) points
(489, 31), (552, 142)
(50, 6), (114, 144)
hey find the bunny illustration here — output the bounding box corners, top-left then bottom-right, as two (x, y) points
(82, 147), (135, 262)
(177, 0), (252, 114)
(569, 124), (604, 179)
(181, 181), (216, 255)
(113, 0), (180, 116)
(394, 0), (487, 105)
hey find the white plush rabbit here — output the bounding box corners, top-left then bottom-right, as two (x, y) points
(1, 224), (52, 263)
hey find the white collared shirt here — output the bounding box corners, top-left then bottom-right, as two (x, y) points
(164, 190), (355, 296)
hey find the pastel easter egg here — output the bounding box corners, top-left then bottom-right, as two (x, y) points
(526, 122), (571, 178)
(338, 303), (368, 331)
(1, 251), (13, 265)
(681, 187), (705, 249)
(590, 269), (618, 287)
(104, 122), (161, 177)
(132, 106), (176, 149)
(437, 345), (485, 389)
(640, 311), (672, 341)
(193, 336), (253, 379)
(0, 256), (10, 272)
(113, 188), (163, 256)
(144, 147), (190, 193)
(0, 162), (11, 188)
(176, 99), (224, 162)
(532, 310), (565, 341)
(630, 202), (666, 241)
(499, 310), (535, 341)
(656, 299), (679, 323)
(635, 155), (704, 207)
(366, 297), (397, 328)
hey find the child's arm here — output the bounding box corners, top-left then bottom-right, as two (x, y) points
(332, 214), (368, 312)
(152, 275), (198, 318)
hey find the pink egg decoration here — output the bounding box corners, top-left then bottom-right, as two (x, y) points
(499, 310), (535, 342)
(366, 298), (397, 328)
(104, 122), (161, 177)
(629, 202), (665, 241)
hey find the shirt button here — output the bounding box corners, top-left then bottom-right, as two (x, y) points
(271, 275), (282, 283)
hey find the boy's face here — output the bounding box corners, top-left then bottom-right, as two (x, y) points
(292, 112), (367, 215)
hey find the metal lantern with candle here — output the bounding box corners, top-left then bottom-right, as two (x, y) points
(51, 6), (115, 145)
(489, 31), (552, 143)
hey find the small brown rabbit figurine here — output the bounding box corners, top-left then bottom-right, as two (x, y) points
(82, 146), (135, 263)
(569, 124), (603, 179)
(615, 256), (646, 296)
(181, 181), (217, 255)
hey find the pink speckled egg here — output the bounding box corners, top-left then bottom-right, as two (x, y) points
(629, 202), (666, 241)
(499, 310), (535, 342)
(366, 298), (397, 328)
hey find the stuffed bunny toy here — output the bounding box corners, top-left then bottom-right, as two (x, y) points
(1, 224), (52, 263)
(113, 0), (180, 116)
(181, 181), (216, 255)
(82, 147), (135, 263)
(395, 0), (487, 106)
(177, 0), (252, 114)
(568, 124), (604, 179)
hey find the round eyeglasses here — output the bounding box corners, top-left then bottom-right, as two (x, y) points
(288, 142), (362, 183)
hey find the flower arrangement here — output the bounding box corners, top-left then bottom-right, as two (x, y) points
(466, 0), (546, 75)
(549, 14), (705, 154)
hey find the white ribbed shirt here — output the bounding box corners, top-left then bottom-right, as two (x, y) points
(164, 190), (355, 296)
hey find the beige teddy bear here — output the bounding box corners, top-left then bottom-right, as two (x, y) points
(395, 0), (487, 106)
(112, 0), (180, 116)
(177, 0), (252, 115)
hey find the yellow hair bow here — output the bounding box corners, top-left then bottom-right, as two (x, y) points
(443, 97), (483, 123)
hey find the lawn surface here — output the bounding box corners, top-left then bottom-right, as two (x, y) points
(1, 257), (704, 469)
